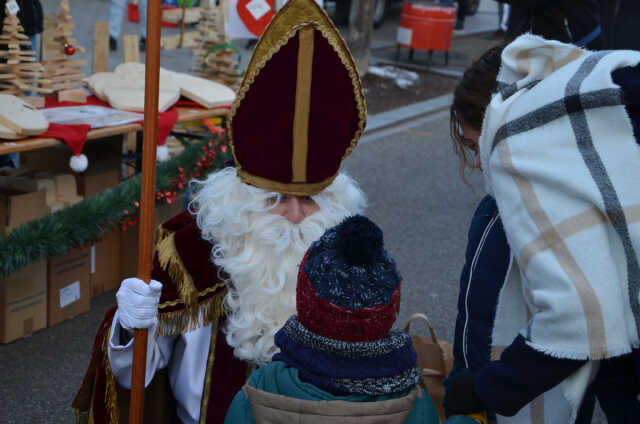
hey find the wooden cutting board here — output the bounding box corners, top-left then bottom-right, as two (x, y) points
(103, 63), (181, 112)
(87, 72), (118, 101)
(170, 73), (236, 109)
(0, 94), (49, 139)
(105, 74), (181, 113)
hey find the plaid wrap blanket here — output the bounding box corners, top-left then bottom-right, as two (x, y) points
(480, 34), (640, 362)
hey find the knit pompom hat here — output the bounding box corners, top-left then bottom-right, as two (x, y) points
(296, 215), (402, 342)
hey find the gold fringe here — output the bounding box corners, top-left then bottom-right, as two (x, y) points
(102, 328), (119, 424)
(157, 288), (227, 337)
(158, 282), (225, 309)
(198, 318), (220, 423)
(154, 224), (172, 248)
(156, 231), (199, 307)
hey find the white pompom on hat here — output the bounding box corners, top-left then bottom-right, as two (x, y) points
(69, 153), (88, 173)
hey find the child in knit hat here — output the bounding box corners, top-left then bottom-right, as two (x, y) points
(224, 215), (439, 424)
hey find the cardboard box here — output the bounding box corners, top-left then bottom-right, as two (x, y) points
(119, 224), (139, 282)
(0, 168), (78, 232)
(0, 188), (48, 235)
(47, 248), (91, 327)
(91, 230), (120, 297)
(53, 174), (83, 206)
(77, 167), (121, 198)
(0, 259), (47, 343)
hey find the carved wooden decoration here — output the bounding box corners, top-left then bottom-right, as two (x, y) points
(0, 94), (49, 139)
(0, 4), (52, 95)
(191, 0), (242, 89)
(41, 0), (88, 96)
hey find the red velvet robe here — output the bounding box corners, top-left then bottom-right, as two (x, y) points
(72, 211), (248, 424)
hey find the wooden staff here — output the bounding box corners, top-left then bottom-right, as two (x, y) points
(129, 0), (162, 422)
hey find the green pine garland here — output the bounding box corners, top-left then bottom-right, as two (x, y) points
(0, 133), (232, 277)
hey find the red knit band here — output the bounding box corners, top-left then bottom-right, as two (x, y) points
(296, 255), (400, 342)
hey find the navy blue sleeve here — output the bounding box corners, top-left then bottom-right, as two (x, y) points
(612, 64), (640, 143)
(450, 196), (508, 379)
(474, 335), (587, 417)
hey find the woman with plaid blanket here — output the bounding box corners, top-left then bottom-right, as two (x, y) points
(442, 38), (640, 423)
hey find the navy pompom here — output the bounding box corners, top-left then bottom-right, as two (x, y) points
(304, 214), (401, 309)
(335, 215), (383, 266)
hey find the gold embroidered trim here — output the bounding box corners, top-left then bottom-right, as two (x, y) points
(236, 169), (338, 197)
(156, 231), (199, 307)
(292, 26), (315, 183)
(102, 328), (119, 424)
(198, 317), (220, 423)
(227, 0), (366, 196)
(157, 288), (227, 336)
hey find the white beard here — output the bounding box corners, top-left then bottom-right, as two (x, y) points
(191, 168), (366, 364)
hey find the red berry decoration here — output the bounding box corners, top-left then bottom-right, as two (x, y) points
(64, 43), (76, 56)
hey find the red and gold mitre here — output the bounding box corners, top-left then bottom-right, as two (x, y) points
(228, 0), (367, 196)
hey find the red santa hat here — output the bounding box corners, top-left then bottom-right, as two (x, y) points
(42, 123), (91, 173)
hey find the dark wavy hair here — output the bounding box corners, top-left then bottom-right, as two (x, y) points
(450, 45), (504, 175)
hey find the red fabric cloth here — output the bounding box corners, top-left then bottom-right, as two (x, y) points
(71, 306), (116, 424)
(175, 99), (204, 108)
(206, 317), (248, 424)
(44, 95), (111, 109)
(42, 95), (179, 148)
(174, 99), (232, 109)
(296, 254), (401, 343)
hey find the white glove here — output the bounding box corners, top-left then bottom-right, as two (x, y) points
(116, 278), (163, 331)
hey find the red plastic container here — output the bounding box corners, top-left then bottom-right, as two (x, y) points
(397, 2), (456, 52)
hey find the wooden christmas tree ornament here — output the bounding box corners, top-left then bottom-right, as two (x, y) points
(0, 3), (52, 95)
(41, 0), (88, 102)
(191, 0), (242, 89)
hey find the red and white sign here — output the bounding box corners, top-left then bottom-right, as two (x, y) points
(227, 0), (324, 40)
(236, 0), (275, 37)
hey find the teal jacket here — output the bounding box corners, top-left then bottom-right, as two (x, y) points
(224, 361), (439, 424)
